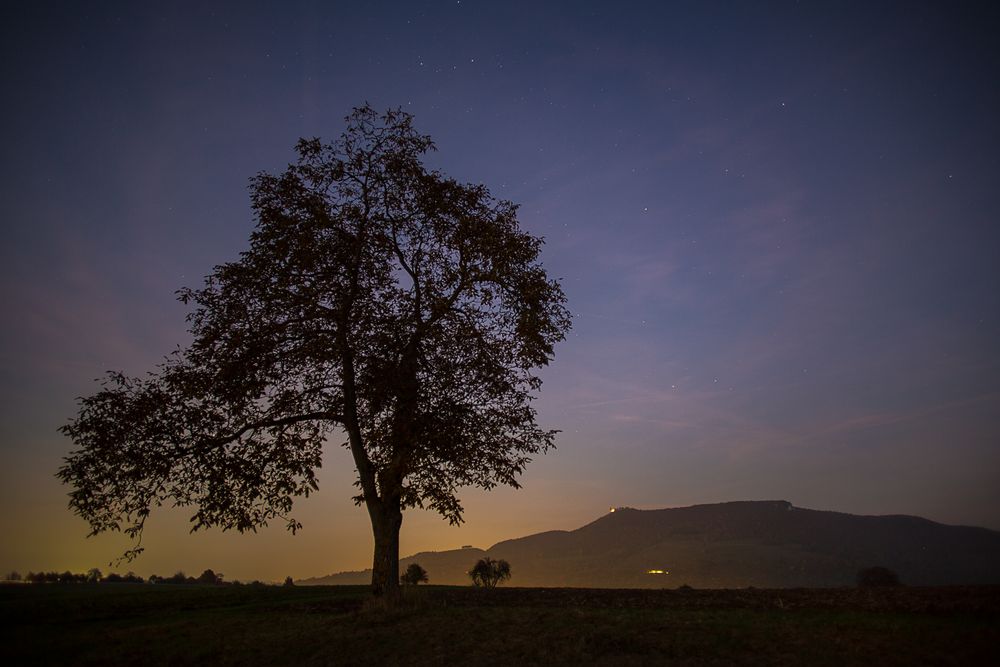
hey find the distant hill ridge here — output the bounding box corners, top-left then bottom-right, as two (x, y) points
(297, 500), (1000, 588)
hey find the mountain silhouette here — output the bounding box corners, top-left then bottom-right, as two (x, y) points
(298, 501), (1000, 588)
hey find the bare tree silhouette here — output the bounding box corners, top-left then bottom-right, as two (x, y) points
(58, 105), (570, 603)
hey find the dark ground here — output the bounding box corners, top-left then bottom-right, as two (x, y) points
(2, 583), (998, 665)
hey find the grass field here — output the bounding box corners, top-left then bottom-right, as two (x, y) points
(2, 583), (998, 665)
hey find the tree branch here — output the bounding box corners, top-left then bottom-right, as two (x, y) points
(203, 411), (340, 449)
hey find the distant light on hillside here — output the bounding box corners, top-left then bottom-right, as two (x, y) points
(646, 569), (668, 575)
(609, 507), (616, 513)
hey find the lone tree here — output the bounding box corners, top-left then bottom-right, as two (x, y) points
(58, 105), (570, 602)
(400, 562), (429, 586)
(469, 557), (511, 588)
(197, 569), (223, 585)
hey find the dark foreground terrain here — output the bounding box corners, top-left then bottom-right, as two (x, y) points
(2, 584), (998, 665)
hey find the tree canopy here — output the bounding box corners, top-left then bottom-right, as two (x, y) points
(58, 105), (571, 598)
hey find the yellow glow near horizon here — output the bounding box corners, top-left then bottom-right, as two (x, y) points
(646, 569), (667, 574)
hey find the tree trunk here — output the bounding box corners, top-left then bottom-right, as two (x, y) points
(368, 502), (403, 602)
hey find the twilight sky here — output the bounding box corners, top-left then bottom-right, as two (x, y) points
(1, 1), (998, 582)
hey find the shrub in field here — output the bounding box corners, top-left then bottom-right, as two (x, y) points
(197, 569), (223, 585)
(468, 558), (511, 588)
(857, 566), (901, 588)
(400, 563), (429, 586)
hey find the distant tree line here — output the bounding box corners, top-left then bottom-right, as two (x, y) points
(7, 560), (518, 588)
(6, 560), (519, 589)
(3, 568), (295, 587)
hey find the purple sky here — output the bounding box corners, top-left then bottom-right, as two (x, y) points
(2, 1), (998, 581)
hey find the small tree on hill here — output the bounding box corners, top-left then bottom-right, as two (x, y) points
(400, 562), (428, 585)
(469, 557), (511, 588)
(857, 566), (901, 588)
(283, 576), (295, 587)
(197, 569), (223, 585)
(57, 105), (571, 604)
